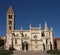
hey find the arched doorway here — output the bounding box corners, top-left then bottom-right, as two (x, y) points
(22, 42), (24, 50)
(50, 41), (52, 50)
(43, 43), (45, 50)
(22, 41), (28, 50)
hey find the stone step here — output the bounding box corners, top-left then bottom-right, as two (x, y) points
(11, 51), (54, 55)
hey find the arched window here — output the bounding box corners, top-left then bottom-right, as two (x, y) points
(9, 26), (11, 30)
(42, 32), (45, 37)
(9, 15), (12, 19)
(9, 20), (12, 25)
(21, 33), (24, 37)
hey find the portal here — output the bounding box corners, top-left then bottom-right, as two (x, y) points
(22, 41), (28, 50)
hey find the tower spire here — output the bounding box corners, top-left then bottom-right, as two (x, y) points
(50, 27), (53, 31)
(39, 24), (41, 29)
(44, 22), (48, 31)
(7, 6), (14, 14)
(21, 26), (23, 31)
(30, 24), (31, 29)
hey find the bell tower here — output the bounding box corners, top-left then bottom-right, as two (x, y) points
(6, 6), (14, 36)
(6, 6), (14, 50)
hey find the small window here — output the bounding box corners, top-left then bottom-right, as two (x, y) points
(15, 39), (17, 44)
(9, 21), (12, 25)
(9, 15), (12, 19)
(9, 26), (11, 30)
(42, 32), (45, 37)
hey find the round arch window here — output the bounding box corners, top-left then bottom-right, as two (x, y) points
(33, 35), (37, 39)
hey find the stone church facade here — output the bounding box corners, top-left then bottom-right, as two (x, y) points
(5, 6), (54, 51)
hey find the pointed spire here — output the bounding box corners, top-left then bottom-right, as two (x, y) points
(21, 26), (22, 31)
(44, 22), (48, 31)
(39, 24), (41, 29)
(7, 6), (14, 13)
(50, 27), (53, 31)
(30, 24), (31, 29)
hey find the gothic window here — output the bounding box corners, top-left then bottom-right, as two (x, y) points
(15, 39), (17, 44)
(9, 15), (12, 19)
(9, 26), (11, 30)
(42, 32), (45, 37)
(21, 33), (24, 37)
(9, 21), (12, 25)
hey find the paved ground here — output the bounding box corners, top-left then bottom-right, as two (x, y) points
(11, 51), (55, 55)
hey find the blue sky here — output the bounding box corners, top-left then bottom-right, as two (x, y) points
(0, 0), (60, 38)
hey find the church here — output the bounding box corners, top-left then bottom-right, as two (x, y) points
(5, 6), (54, 51)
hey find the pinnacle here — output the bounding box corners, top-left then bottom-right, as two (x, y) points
(7, 6), (14, 13)
(44, 22), (48, 31)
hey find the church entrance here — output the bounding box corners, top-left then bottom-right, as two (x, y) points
(50, 42), (52, 50)
(22, 41), (28, 50)
(43, 43), (45, 50)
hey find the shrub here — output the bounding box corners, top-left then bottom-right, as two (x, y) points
(9, 47), (15, 51)
(47, 49), (60, 54)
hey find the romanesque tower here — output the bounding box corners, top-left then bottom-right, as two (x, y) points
(5, 6), (54, 50)
(6, 6), (14, 50)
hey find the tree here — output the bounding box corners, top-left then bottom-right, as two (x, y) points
(0, 39), (4, 47)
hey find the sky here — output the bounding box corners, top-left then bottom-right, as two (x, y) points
(0, 0), (60, 38)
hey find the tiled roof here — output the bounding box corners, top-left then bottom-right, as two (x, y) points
(54, 38), (60, 40)
(7, 6), (14, 13)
